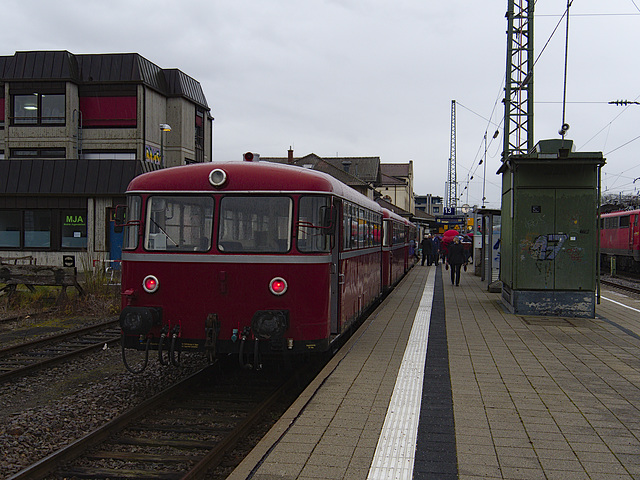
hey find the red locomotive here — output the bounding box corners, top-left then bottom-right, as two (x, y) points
(116, 159), (414, 372)
(600, 209), (640, 272)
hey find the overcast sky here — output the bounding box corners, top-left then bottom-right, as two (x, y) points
(2, 0), (639, 209)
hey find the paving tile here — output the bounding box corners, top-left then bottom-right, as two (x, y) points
(229, 268), (640, 480)
(498, 466), (546, 479)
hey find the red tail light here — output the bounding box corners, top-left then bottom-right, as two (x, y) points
(269, 277), (287, 295)
(143, 275), (159, 293)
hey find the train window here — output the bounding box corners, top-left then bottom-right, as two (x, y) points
(350, 205), (358, 249)
(383, 220), (391, 247)
(298, 196), (330, 253)
(373, 214), (382, 246)
(620, 216), (630, 228)
(358, 209), (365, 248)
(218, 196), (292, 253)
(123, 195), (141, 250)
(144, 196), (214, 252)
(343, 203), (351, 250)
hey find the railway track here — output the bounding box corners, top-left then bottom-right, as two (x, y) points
(600, 272), (640, 296)
(8, 359), (321, 480)
(0, 319), (121, 383)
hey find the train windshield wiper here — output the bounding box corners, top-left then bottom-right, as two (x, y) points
(149, 217), (179, 247)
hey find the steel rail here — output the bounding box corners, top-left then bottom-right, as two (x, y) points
(0, 319), (120, 383)
(181, 371), (307, 479)
(6, 366), (214, 480)
(601, 278), (640, 296)
(0, 318), (118, 355)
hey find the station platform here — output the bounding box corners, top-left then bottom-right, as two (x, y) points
(228, 264), (640, 480)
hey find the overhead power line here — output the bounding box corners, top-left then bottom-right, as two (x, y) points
(608, 100), (640, 106)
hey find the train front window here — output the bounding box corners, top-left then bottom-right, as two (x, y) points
(298, 196), (330, 253)
(218, 196), (292, 253)
(144, 196), (214, 252)
(122, 195), (141, 250)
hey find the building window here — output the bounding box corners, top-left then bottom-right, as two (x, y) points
(61, 210), (87, 248)
(11, 148), (66, 159)
(0, 211), (21, 247)
(24, 210), (51, 248)
(195, 110), (205, 162)
(0, 97), (4, 128)
(81, 151), (135, 160)
(0, 209), (87, 250)
(13, 93), (65, 125)
(79, 96), (136, 127)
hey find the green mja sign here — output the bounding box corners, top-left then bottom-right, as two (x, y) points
(64, 215), (85, 226)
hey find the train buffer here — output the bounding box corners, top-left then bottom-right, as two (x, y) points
(0, 264), (84, 301)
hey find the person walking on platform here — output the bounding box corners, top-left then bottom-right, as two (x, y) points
(432, 235), (440, 266)
(446, 236), (467, 286)
(420, 234), (432, 266)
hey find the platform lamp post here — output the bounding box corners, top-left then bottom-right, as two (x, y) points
(159, 123), (171, 167)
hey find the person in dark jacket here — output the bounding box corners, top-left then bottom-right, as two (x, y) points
(432, 235), (440, 265)
(420, 234), (433, 266)
(446, 236), (467, 286)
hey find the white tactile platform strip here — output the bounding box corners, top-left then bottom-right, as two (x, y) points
(367, 267), (436, 480)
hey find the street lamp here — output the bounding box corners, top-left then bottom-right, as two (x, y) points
(159, 123), (171, 167)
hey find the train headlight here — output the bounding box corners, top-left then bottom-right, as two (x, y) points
(209, 169), (227, 187)
(269, 277), (287, 295)
(143, 275), (159, 293)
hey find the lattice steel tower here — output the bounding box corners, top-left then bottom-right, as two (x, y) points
(503, 0), (534, 158)
(446, 100), (457, 209)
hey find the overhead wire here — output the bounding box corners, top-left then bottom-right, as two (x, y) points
(455, 2), (572, 206)
(457, 3), (640, 203)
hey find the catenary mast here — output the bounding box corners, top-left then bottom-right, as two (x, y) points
(446, 100), (457, 209)
(503, 0), (534, 158)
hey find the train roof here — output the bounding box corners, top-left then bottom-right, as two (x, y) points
(601, 209), (640, 217)
(126, 161), (382, 211)
(383, 208), (409, 223)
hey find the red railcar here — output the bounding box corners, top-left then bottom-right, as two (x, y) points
(382, 210), (412, 291)
(600, 209), (640, 271)
(117, 160), (413, 371)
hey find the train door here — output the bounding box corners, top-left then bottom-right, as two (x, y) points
(330, 198), (341, 334)
(620, 215), (634, 255)
(629, 214), (640, 261)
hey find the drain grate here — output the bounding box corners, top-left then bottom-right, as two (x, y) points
(521, 316), (574, 326)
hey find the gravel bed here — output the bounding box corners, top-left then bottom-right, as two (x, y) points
(601, 274), (640, 296)
(0, 342), (209, 478)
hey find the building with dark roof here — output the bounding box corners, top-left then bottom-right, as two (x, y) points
(261, 149), (433, 228)
(0, 51), (213, 267)
(376, 162), (414, 214)
(261, 150), (375, 199)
